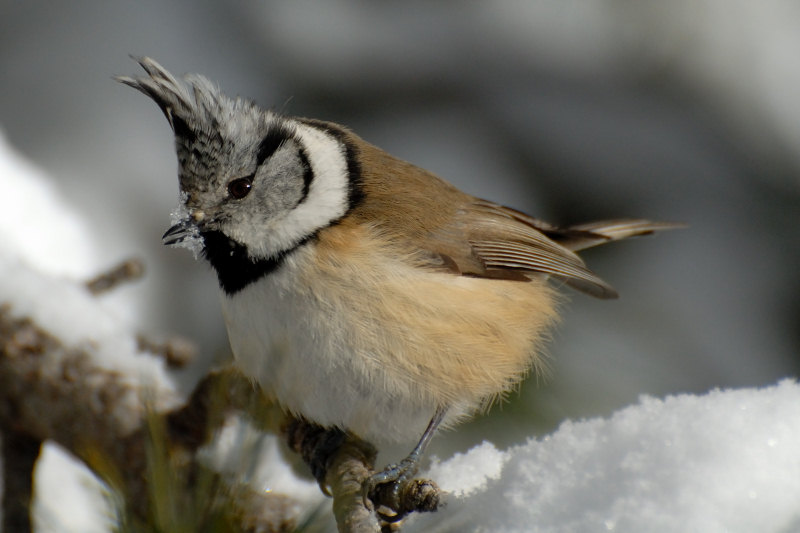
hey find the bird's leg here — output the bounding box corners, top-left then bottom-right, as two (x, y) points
(364, 406), (447, 514)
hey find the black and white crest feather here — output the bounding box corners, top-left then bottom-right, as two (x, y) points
(118, 57), (358, 294)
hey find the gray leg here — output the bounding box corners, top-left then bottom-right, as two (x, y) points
(364, 406), (447, 509)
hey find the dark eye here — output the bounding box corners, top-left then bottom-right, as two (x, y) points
(227, 176), (253, 199)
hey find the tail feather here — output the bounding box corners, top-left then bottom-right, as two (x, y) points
(550, 220), (685, 252)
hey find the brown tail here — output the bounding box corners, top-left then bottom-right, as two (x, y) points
(548, 219), (685, 253)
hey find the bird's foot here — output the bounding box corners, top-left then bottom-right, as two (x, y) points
(366, 455), (420, 502)
(363, 457), (441, 523)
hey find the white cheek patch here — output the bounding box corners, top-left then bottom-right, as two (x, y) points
(247, 120), (351, 259)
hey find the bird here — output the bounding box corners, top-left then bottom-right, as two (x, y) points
(118, 57), (677, 508)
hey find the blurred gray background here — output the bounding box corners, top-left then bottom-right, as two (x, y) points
(2, 1), (799, 455)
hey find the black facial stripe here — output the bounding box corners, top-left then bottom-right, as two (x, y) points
(256, 125), (292, 167)
(295, 119), (364, 214)
(296, 147), (314, 206)
(201, 230), (311, 296)
(340, 136), (364, 212)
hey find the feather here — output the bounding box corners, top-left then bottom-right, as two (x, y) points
(346, 135), (679, 299)
(553, 219), (686, 251)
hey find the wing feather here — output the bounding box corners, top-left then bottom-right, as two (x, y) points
(455, 201), (676, 299)
(346, 133), (678, 299)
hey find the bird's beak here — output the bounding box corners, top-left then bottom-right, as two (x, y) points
(162, 218), (197, 246)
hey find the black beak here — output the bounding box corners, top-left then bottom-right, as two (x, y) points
(162, 219), (197, 246)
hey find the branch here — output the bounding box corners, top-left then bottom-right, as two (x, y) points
(0, 260), (299, 532)
(84, 257), (145, 295)
(283, 418), (443, 532)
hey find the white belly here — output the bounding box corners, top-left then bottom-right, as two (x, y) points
(219, 235), (556, 445)
(219, 249), (439, 444)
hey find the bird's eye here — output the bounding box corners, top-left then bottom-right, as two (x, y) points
(227, 176), (253, 199)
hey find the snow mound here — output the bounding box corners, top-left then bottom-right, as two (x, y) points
(412, 380), (800, 533)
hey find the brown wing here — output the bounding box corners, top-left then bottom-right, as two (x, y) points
(453, 200), (618, 298)
(490, 205), (684, 252)
(345, 129), (677, 299)
(456, 201), (680, 298)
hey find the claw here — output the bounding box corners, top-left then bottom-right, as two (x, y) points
(362, 407), (447, 518)
(363, 456), (421, 508)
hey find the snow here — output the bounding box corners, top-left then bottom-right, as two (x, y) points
(0, 132), (183, 530)
(411, 381), (800, 533)
(0, 130), (98, 279)
(27, 378), (800, 532)
(33, 445), (114, 533)
(200, 417), (325, 507)
(0, 252), (179, 407)
(426, 441), (507, 498)
(3, 120), (800, 532)
(0, 129), (184, 418)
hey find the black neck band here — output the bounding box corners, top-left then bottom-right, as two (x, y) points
(201, 230), (307, 295)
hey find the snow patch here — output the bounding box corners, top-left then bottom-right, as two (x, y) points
(411, 380), (800, 533)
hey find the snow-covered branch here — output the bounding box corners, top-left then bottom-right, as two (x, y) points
(0, 278), (302, 532)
